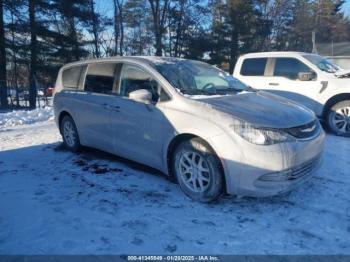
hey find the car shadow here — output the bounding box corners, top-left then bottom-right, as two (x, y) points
(54, 142), (171, 181)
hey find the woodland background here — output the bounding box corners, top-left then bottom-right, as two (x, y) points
(0, 0), (349, 108)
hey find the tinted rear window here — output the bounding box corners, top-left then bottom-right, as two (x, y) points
(84, 63), (118, 94)
(240, 58), (267, 76)
(62, 66), (85, 89)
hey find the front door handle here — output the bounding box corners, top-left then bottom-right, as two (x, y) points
(269, 83), (279, 86)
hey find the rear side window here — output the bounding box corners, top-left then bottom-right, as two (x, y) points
(84, 63), (119, 94)
(62, 66), (85, 89)
(240, 58), (267, 76)
(274, 58), (313, 79)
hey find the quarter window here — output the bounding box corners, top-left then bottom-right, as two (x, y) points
(240, 58), (267, 76)
(120, 64), (159, 102)
(274, 58), (313, 80)
(62, 66), (85, 89)
(84, 63), (119, 94)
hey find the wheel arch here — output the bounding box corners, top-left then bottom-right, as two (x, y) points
(166, 133), (226, 191)
(322, 93), (350, 118)
(58, 110), (73, 133)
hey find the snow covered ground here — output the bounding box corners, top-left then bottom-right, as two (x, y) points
(0, 117), (349, 255)
(0, 107), (53, 129)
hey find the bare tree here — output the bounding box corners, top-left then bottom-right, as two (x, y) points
(148, 0), (170, 56)
(89, 0), (100, 58)
(117, 0), (124, 55)
(113, 0), (119, 55)
(113, 0), (125, 56)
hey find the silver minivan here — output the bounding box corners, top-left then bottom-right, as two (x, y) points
(54, 56), (325, 202)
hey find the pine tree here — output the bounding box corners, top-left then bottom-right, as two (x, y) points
(0, 0), (7, 108)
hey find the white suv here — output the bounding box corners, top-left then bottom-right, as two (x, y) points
(234, 52), (350, 136)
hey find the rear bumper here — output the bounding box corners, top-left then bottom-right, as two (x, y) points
(211, 127), (325, 197)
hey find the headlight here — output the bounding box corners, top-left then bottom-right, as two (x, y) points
(230, 121), (295, 145)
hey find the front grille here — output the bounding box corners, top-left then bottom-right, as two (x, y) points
(258, 155), (322, 182)
(284, 120), (320, 139)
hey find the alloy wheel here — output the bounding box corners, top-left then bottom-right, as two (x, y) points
(63, 120), (77, 147)
(177, 151), (211, 193)
(331, 106), (350, 134)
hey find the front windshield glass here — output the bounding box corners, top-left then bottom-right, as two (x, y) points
(154, 59), (249, 96)
(303, 54), (341, 73)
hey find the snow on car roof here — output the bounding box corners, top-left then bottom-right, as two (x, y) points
(240, 51), (309, 58)
(59, 56), (189, 70)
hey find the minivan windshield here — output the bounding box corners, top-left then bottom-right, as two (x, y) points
(303, 54), (341, 73)
(154, 59), (249, 96)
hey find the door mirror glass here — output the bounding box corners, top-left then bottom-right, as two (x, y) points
(298, 72), (315, 81)
(129, 89), (153, 104)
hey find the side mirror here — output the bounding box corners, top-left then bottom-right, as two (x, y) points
(129, 89), (152, 104)
(298, 72), (315, 81)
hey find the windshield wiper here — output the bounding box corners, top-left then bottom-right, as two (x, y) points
(180, 88), (217, 96)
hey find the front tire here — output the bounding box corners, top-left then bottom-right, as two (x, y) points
(326, 100), (350, 137)
(60, 115), (81, 152)
(172, 138), (224, 202)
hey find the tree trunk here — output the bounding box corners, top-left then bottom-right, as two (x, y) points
(149, 0), (167, 56)
(113, 0), (119, 56)
(118, 3), (124, 56)
(229, 31), (238, 74)
(155, 30), (162, 56)
(174, 2), (184, 57)
(168, 15), (172, 57)
(0, 0), (8, 108)
(90, 0), (100, 58)
(29, 0), (37, 109)
(70, 18), (80, 61)
(10, 0), (19, 107)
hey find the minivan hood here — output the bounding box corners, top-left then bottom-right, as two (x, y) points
(197, 91), (315, 128)
(335, 68), (350, 78)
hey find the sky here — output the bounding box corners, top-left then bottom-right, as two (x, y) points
(95, 0), (350, 18)
(343, 0), (350, 17)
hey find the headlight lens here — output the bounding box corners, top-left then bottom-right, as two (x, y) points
(230, 121), (295, 145)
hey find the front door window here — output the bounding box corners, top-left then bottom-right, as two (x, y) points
(273, 58), (315, 80)
(119, 64), (160, 102)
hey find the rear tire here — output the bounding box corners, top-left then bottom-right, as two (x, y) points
(172, 138), (224, 202)
(60, 115), (81, 152)
(326, 100), (350, 137)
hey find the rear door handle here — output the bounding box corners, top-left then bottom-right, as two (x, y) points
(101, 103), (110, 109)
(101, 103), (120, 111)
(269, 83), (279, 86)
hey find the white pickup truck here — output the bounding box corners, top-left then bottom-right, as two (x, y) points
(233, 52), (350, 136)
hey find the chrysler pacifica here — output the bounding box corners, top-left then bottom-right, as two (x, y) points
(54, 57), (325, 202)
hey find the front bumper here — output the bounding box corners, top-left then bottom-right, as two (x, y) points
(210, 127), (326, 197)
(250, 154), (322, 196)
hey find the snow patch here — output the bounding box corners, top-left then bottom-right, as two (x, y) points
(183, 94), (227, 99)
(0, 107), (54, 129)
